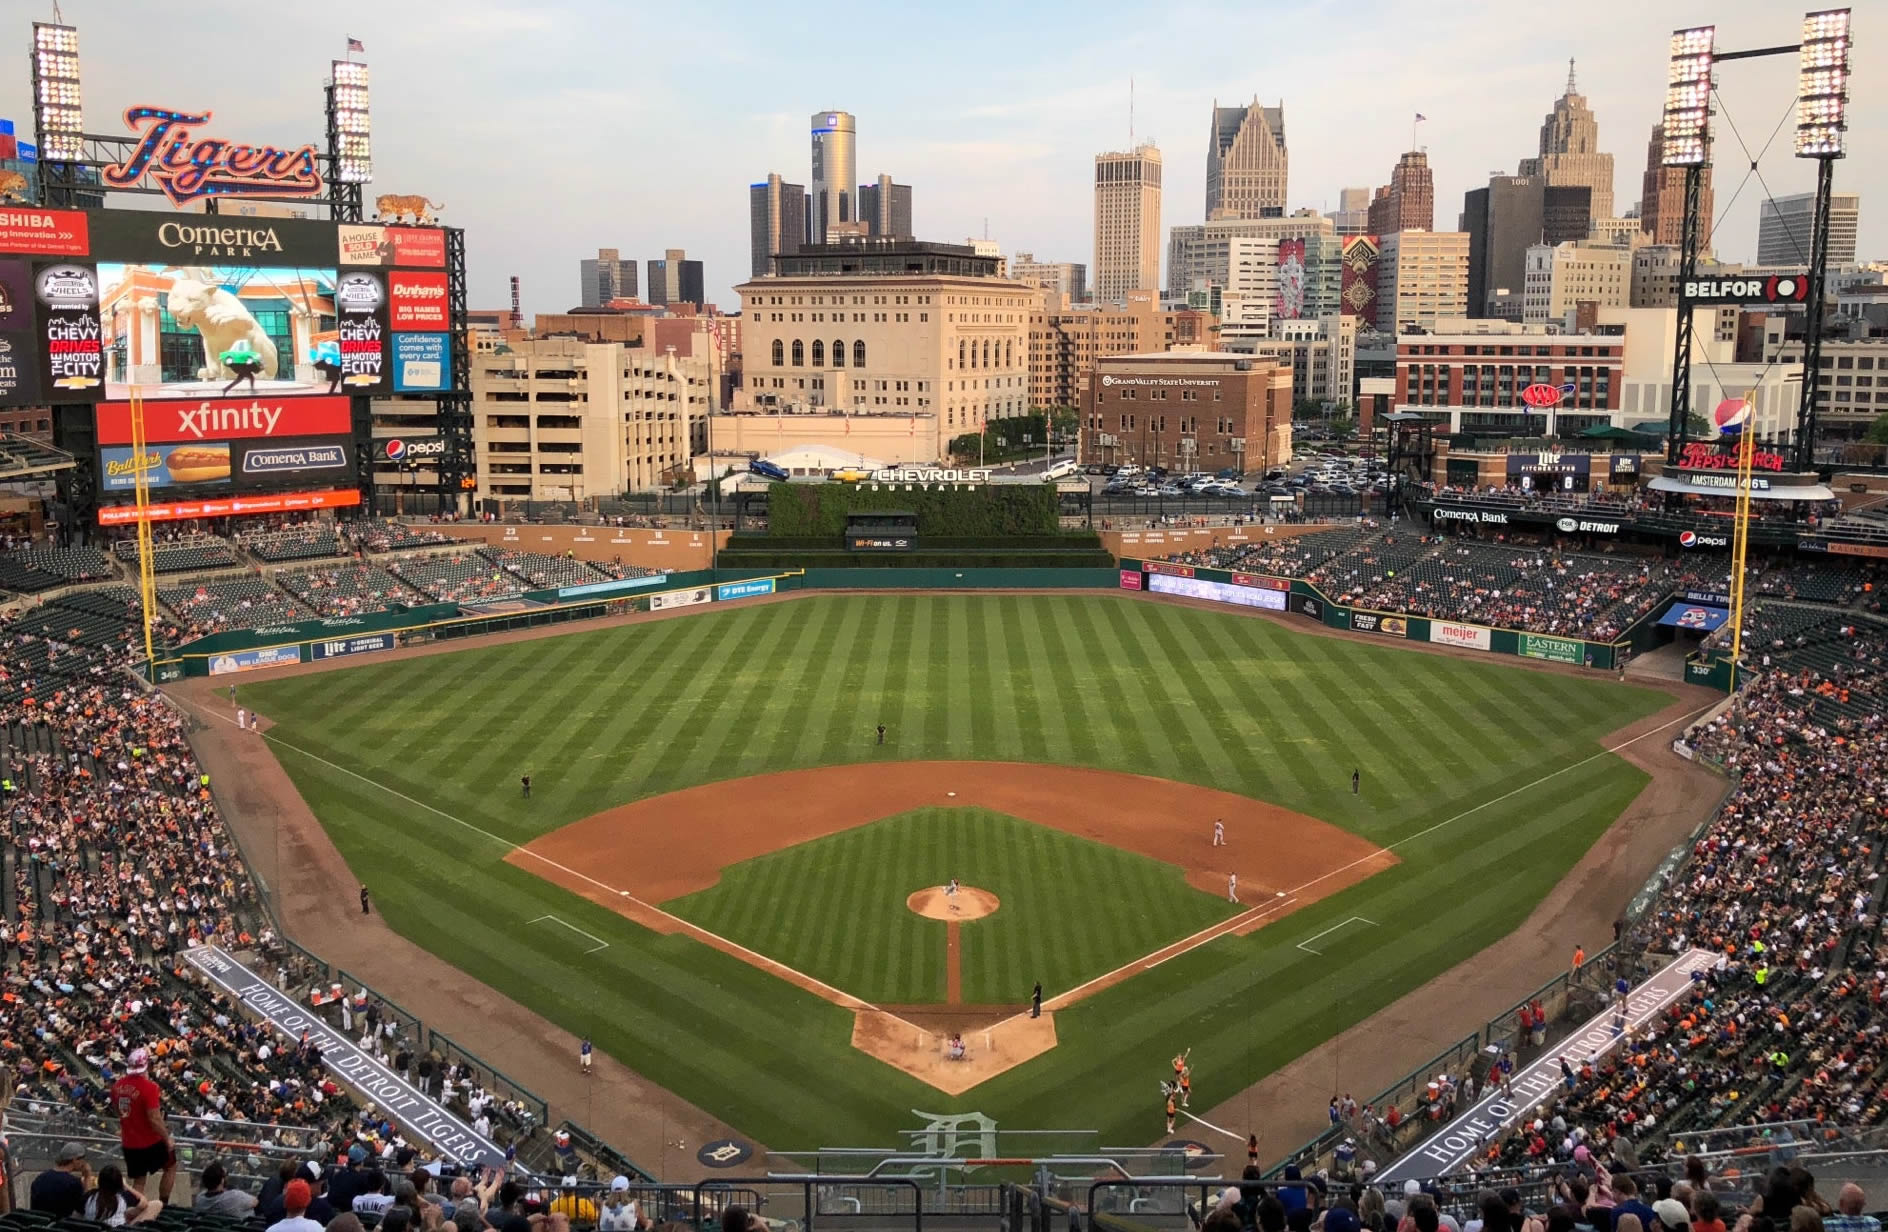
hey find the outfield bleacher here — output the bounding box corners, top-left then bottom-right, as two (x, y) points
(390, 551), (527, 603)
(113, 536), (242, 573)
(275, 562), (424, 616)
(159, 574), (311, 636)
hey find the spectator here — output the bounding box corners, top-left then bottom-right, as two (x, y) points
(1652, 1201), (1691, 1232)
(111, 1046), (176, 1205)
(268, 1178), (326, 1232)
(1691, 1195), (1727, 1232)
(1825, 1190), (1880, 1232)
(598, 1176), (645, 1231)
(355, 1169), (396, 1217)
(195, 1160), (259, 1219)
(84, 1162), (157, 1226)
(29, 1142), (92, 1217)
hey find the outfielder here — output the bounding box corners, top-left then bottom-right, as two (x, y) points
(1227, 873), (1237, 902)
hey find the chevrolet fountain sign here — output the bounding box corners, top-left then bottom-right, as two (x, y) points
(871, 467), (993, 484)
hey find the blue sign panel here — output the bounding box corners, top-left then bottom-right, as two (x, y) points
(207, 645), (303, 675)
(716, 578), (777, 601)
(392, 331), (450, 392)
(309, 632), (397, 660)
(556, 575), (668, 600)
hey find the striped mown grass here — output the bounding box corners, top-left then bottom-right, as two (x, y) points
(248, 594), (1669, 1151)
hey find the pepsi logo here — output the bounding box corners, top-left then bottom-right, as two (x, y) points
(385, 438), (406, 461)
(1679, 531), (1696, 547)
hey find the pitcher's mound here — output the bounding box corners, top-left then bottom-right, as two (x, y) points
(907, 885), (999, 921)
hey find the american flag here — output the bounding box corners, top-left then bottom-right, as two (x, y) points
(1415, 113), (1428, 122)
(347, 36), (365, 53)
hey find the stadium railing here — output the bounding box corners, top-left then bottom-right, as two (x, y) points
(3, 1107), (326, 1190)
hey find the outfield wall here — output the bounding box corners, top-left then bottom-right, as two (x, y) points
(1099, 523), (1352, 558)
(1116, 558), (1629, 673)
(426, 524), (728, 571)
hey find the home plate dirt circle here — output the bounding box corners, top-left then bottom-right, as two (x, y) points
(907, 885), (999, 921)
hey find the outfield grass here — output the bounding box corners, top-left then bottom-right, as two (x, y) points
(246, 593), (1669, 1152)
(668, 806), (1237, 1004)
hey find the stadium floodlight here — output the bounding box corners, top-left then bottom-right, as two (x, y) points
(31, 22), (83, 163)
(330, 60), (372, 184)
(1796, 8), (1851, 158)
(1662, 26), (1715, 167)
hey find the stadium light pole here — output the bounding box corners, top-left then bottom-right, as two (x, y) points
(1659, 24), (1715, 467)
(326, 58), (372, 223)
(31, 21), (84, 207)
(1791, 8), (1851, 471)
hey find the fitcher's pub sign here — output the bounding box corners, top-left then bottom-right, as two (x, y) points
(101, 107), (323, 205)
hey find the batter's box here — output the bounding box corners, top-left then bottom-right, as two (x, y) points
(528, 913), (611, 954)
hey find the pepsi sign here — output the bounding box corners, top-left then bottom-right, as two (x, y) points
(379, 436), (446, 462)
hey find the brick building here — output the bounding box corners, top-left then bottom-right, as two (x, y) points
(1080, 351), (1292, 473)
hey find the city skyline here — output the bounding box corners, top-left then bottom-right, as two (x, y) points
(2, 0), (1881, 315)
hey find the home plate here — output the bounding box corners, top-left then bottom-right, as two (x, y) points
(948, 791), (956, 797)
(1276, 891), (1287, 897)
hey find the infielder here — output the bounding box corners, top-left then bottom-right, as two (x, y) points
(1227, 873), (1237, 902)
(1212, 819), (1225, 847)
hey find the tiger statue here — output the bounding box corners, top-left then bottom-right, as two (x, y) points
(374, 194), (445, 225)
(0, 170), (29, 203)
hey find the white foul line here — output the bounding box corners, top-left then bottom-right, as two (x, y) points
(1296, 915), (1378, 955)
(529, 914), (610, 954)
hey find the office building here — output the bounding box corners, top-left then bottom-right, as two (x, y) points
(578, 248), (638, 308)
(810, 110), (858, 244)
(1080, 350), (1293, 472)
(1205, 99), (1288, 220)
(1758, 191), (1860, 267)
(1166, 213), (1337, 300)
(1517, 61), (1615, 221)
(749, 174), (808, 278)
(1328, 187), (1372, 235)
(646, 249), (705, 309)
(1378, 231), (1470, 331)
(1026, 291), (1215, 410)
(472, 335), (714, 499)
(1522, 241), (1631, 323)
(1395, 318), (1622, 436)
(1639, 123), (1713, 249)
(1462, 176), (1592, 318)
(1765, 335), (1888, 440)
(1224, 314), (1357, 408)
(1011, 253), (1088, 304)
(1094, 144), (1163, 305)
(858, 174), (913, 238)
(1589, 216), (1644, 248)
(730, 239), (1032, 461)
(1369, 150), (1435, 235)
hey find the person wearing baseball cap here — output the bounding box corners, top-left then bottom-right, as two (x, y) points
(1653, 1200), (1693, 1232)
(111, 1046), (177, 1205)
(267, 1179), (325, 1232)
(29, 1142), (91, 1217)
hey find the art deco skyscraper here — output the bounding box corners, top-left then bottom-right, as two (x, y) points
(1095, 144), (1163, 304)
(1518, 61), (1615, 221)
(1205, 100), (1288, 220)
(1639, 123), (1713, 249)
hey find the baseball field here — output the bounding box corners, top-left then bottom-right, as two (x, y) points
(241, 592), (1671, 1151)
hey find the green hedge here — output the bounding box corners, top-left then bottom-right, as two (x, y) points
(764, 482), (1060, 538)
(717, 548), (1116, 570)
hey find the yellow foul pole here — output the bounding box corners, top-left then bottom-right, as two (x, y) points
(1725, 395), (1755, 692)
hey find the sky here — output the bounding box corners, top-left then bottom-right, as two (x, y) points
(4, 0), (1883, 318)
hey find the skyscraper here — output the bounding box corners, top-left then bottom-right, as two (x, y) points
(858, 174), (913, 239)
(810, 110), (857, 244)
(578, 248), (638, 308)
(1638, 124), (1713, 249)
(1462, 176), (1591, 318)
(1758, 191), (1860, 266)
(749, 173), (808, 277)
(1517, 61), (1615, 221)
(646, 249), (705, 309)
(1205, 100), (1288, 220)
(1327, 187), (1371, 235)
(1094, 144), (1163, 305)
(1369, 150), (1435, 235)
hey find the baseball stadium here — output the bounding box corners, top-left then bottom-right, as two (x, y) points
(4, 10), (1888, 1232)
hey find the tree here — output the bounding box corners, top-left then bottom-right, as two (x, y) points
(1866, 413), (1888, 445)
(1328, 416), (1355, 439)
(1685, 411), (1712, 438)
(1292, 398), (1323, 421)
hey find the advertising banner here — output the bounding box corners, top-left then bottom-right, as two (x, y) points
(0, 262), (37, 404)
(1376, 949), (1721, 1183)
(651, 587), (713, 612)
(390, 271), (449, 329)
(1349, 611), (1408, 637)
(207, 645), (302, 675)
(94, 262), (339, 400)
(1289, 593), (1323, 620)
(337, 225), (446, 268)
(556, 575), (667, 600)
(1658, 604), (1729, 632)
(1432, 506), (1515, 526)
(1519, 633), (1583, 664)
(1148, 573), (1287, 611)
(392, 331), (449, 392)
(1553, 515), (1624, 536)
(84, 211), (338, 265)
(235, 437), (356, 489)
(182, 945), (504, 1167)
(97, 486), (361, 526)
(96, 396), (352, 445)
(1610, 454), (1640, 478)
(1506, 453), (1591, 477)
(1119, 569), (1143, 590)
(1682, 589), (1733, 606)
(309, 633), (397, 660)
(1144, 560), (1196, 578)
(716, 578), (777, 601)
(37, 262), (103, 398)
(104, 436), (356, 494)
(378, 437), (447, 463)
(0, 259), (30, 331)
(1229, 573), (1289, 591)
(1430, 621), (1491, 651)
(1678, 530), (1730, 549)
(0, 207), (89, 257)
(335, 271), (388, 393)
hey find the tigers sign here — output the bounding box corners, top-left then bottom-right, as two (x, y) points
(100, 107), (323, 205)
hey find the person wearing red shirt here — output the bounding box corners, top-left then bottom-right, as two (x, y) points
(111, 1047), (176, 1204)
